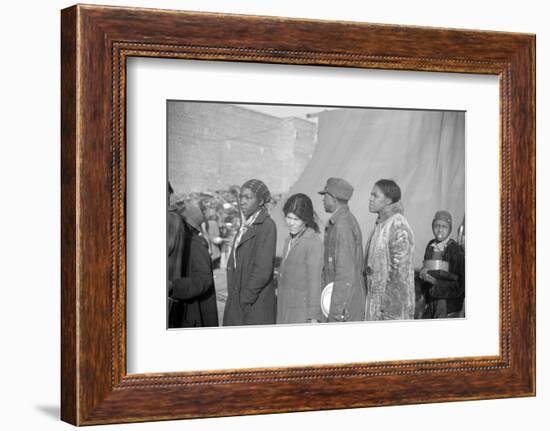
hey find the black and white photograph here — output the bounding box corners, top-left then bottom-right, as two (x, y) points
(167, 101), (465, 329)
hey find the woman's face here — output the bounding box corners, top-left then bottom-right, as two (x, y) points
(432, 219), (451, 242)
(369, 185), (390, 213)
(239, 187), (261, 218)
(285, 212), (306, 235)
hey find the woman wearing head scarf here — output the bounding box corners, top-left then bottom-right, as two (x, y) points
(365, 179), (415, 320)
(223, 179), (277, 326)
(277, 193), (324, 324)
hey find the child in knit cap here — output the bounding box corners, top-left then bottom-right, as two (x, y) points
(419, 210), (465, 318)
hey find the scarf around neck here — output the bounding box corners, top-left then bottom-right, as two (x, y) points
(232, 208), (262, 268)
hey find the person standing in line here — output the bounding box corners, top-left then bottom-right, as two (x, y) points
(168, 198), (219, 327)
(419, 210), (465, 318)
(223, 179), (277, 326)
(319, 177), (366, 322)
(167, 181), (185, 327)
(365, 179), (415, 321)
(277, 193), (324, 324)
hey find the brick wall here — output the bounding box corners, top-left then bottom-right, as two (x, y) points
(168, 102), (317, 195)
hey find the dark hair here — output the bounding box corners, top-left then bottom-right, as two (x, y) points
(168, 181), (174, 195)
(283, 193), (319, 233)
(241, 179), (271, 205)
(374, 179), (401, 203)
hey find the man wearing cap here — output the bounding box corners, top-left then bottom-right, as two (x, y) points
(319, 178), (366, 322)
(168, 201), (219, 328)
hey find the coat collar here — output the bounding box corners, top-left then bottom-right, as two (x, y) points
(237, 207), (270, 248)
(183, 221), (209, 249)
(249, 206), (269, 225)
(428, 237), (457, 254)
(328, 205), (350, 226)
(376, 200), (404, 224)
(430, 236), (451, 252)
(283, 226), (315, 256)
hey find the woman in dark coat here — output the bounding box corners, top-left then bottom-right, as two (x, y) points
(168, 204), (219, 328)
(223, 179), (277, 326)
(277, 193), (323, 324)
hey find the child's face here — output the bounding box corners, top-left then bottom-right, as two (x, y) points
(432, 220), (451, 242)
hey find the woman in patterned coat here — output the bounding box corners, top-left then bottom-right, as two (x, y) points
(365, 179), (415, 321)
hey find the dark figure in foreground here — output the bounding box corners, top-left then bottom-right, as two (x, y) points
(419, 210), (465, 318)
(223, 179), (277, 326)
(168, 202), (219, 328)
(319, 177), (366, 322)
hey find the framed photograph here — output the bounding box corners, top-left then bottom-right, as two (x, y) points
(61, 4), (535, 425)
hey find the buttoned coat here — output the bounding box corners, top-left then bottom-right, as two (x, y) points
(322, 206), (366, 322)
(277, 227), (324, 324)
(223, 208), (277, 326)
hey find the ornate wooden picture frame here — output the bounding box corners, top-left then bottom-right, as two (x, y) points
(61, 4), (535, 425)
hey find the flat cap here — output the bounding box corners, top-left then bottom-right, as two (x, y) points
(318, 177), (354, 201)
